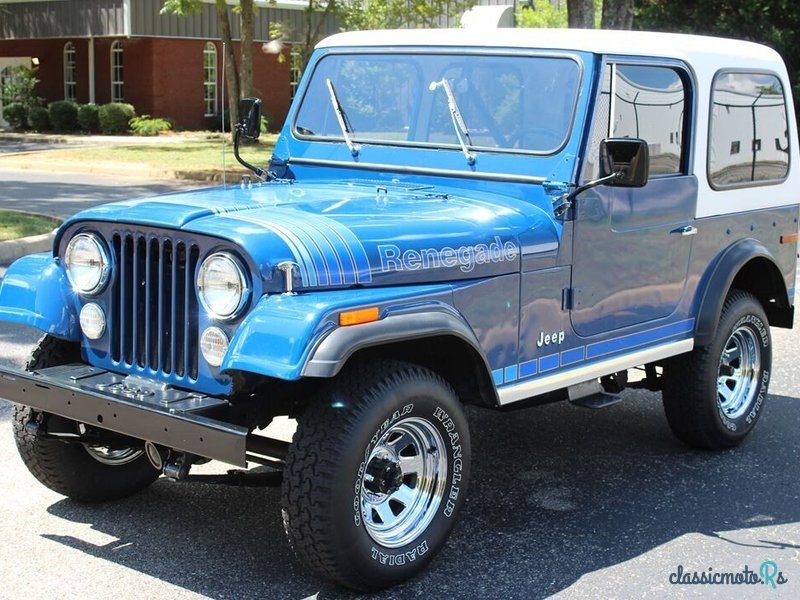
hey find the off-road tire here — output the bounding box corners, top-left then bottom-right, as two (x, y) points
(662, 290), (771, 449)
(12, 335), (159, 502)
(281, 360), (471, 591)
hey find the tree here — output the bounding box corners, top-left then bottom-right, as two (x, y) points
(239, 0), (255, 98)
(341, 0), (477, 30)
(567, 0), (594, 28)
(516, 1), (568, 28)
(601, 0), (633, 29)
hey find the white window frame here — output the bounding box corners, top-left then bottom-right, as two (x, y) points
(203, 42), (218, 117)
(63, 42), (77, 102)
(111, 40), (124, 103)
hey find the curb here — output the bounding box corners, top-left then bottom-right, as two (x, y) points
(0, 229), (56, 265)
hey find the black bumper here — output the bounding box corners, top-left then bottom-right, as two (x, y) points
(0, 364), (249, 467)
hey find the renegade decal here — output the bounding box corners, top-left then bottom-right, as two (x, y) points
(378, 236), (519, 274)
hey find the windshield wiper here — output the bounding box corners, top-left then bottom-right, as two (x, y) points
(429, 78), (475, 165)
(326, 78), (359, 157)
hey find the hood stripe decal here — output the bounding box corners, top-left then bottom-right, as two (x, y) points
(228, 211), (373, 287)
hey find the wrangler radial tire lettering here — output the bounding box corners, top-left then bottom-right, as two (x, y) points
(662, 290), (772, 449)
(280, 360), (471, 591)
(12, 335), (160, 503)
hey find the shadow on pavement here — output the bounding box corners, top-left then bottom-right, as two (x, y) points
(40, 392), (800, 599)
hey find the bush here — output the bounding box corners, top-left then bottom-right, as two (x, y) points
(3, 103), (28, 130)
(28, 106), (50, 132)
(77, 103), (100, 132)
(98, 102), (135, 134)
(130, 114), (172, 136)
(48, 100), (79, 132)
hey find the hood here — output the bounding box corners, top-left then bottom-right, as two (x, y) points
(64, 180), (559, 291)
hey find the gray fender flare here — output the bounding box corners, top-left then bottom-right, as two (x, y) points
(301, 306), (496, 395)
(694, 238), (788, 346)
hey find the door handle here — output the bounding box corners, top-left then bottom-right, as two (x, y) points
(671, 226), (698, 236)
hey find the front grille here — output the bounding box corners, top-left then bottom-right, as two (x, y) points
(110, 233), (200, 380)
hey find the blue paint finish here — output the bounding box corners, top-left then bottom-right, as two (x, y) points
(539, 354), (560, 372)
(0, 254), (79, 341)
(503, 365), (518, 383)
(223, 284), (455, 380)
(585, 319), (695, 359)
(492, 369), (504, 385)
(519, 359), (538, 379)
(560, 346), (585, 366)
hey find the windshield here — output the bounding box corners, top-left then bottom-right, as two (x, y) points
(294, 52), (581, 155)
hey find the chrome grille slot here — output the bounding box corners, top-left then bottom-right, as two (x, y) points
(111, 233), (200, 381)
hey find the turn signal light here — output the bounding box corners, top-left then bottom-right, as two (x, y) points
(339, 307), (380, 327)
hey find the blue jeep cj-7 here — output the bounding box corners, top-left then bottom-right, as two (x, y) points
(0, 29), (797, 590)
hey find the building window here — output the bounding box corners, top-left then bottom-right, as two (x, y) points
(290, 47), (302, 99)
(709, 71), (789, 187)
(64, 42), (77, 102)
(0, 66), (15, 107)
(730, 140), (740, 155)
(111, 41), (124, 102)
(203, 42), (217, 116)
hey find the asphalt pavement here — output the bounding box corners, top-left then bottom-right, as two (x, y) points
(0, 168), (199, 219)
(0, 174), (798, 599)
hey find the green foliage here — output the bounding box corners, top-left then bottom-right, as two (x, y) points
(98, 102), (135, 134)
(1, 66), (43, 110)
(130, 114), (173, 136)
(635, 0), (800, 117)
(3, 103), (27, 130)
(28, 106), (50, 132)
(341, 0), (478, 30)
(159, 0), (203, 16)
(48, 101), (79, 132)
(77, 103), (100, 132)
(517, 0), (567, 28)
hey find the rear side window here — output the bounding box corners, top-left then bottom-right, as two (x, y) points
(708, 71), (789, 188)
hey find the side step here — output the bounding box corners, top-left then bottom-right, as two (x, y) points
(567, 380), (623, 409)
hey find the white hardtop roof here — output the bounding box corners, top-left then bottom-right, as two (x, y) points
(318, 28), (782, 67)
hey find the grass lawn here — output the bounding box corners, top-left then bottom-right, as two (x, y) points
(0, 210), (59, 241)
(0, 135), (279, 176)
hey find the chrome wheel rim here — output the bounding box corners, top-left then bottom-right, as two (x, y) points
(717, 325), (761, 419)
(79, 424), (143, 466)
(360, 417), (448, 548)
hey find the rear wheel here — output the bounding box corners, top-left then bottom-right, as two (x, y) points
(281, 360), (470, 591)
(12, 335), (159, 502)
(662, 290), (771, 449)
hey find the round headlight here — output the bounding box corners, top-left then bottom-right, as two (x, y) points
(65, 233), (110, 295)
(197, 252), (248, 320)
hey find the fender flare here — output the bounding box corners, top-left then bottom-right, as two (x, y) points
(301, 305), (493, 380)
(694, 238), (788, 346)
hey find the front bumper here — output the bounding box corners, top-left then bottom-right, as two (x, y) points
(0, 364), (249, 467)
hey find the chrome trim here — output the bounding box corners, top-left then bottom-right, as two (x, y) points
(64, 232), (111, 296)
(288, 157), (548, 185)
(197, 252), (250, 321)
(497, 338), (694, 405)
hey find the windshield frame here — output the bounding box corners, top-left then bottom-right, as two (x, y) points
(291, 47), (585, 158)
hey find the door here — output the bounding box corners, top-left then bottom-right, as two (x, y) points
(571, 61), (697, 338)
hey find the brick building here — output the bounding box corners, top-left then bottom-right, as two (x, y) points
(0, 0), (517, 130)
(0, 0), (339, 129)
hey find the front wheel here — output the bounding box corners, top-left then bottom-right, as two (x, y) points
(281, 361), (471, 591)
(662, 290), (771, 449)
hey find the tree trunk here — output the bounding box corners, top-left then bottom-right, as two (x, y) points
(602, 0), (634, 30)
(239, 0), (255, 98)
(300, 0), (337, 72)
(567, 0), (595, 29)
(215, 0), (240, 126)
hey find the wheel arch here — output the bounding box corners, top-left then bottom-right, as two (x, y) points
(695, 238), (793, 346)
(302, 311), (499, 407)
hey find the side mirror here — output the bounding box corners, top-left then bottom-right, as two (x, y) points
(600, 138), (649, 188)
(237, 97), (262, 140)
